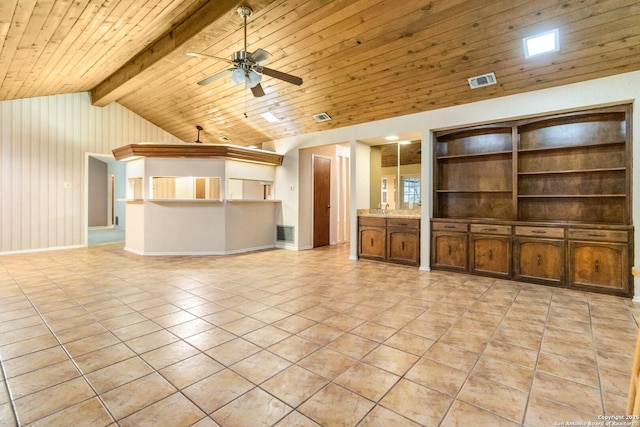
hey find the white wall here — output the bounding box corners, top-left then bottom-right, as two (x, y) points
(0, 92), (179, 253)
(273, 71), (640, 291)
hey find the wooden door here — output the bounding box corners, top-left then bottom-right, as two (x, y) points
(431, 232), (468, 270)
(195, 178), (206, 199)
(514, 238), (564, 285)
(313, 156), (331, 247)
(358, 226), (386, 260)
(569, 242), (628, 292)
(387, 229), (419, 265)
(470, 234), (511, 277)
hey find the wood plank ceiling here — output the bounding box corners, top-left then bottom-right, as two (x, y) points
(1, 0), (639, 147)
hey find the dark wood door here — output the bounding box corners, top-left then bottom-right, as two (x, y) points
(387, 229), (419, 265)
(470, 234), (511, 277)
(313, 156), (331, 247)
(358, 227), (386, 260)
(431, 232), (467, 270)
(569, 241), (628, 292)
(514, 238), (564, 285)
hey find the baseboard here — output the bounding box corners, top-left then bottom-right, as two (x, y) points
(0, 245), (84, 256)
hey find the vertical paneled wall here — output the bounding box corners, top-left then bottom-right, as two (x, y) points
(0, 92), (179, 252)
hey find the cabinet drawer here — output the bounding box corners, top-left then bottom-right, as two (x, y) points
(432, 222), (468, 232)
(567, 229), (628, 243)
(359, 216), (386, 227)
(515, 226), (564, 239)
(470, 224), (511, 235)
(387, 218), (420, 229)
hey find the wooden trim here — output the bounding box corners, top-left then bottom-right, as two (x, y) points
(90, 0), (279, 106)
(112, 143), (283, 165)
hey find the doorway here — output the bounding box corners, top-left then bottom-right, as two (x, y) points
(86, 153), (126, 246)
(313, 156), (331, 247)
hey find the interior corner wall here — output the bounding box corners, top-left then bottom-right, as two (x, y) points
(0, 92), (179, 253)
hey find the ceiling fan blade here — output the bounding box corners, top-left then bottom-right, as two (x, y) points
(187, 52), (232, 63)
(251, 83), (265, 97)
(197, 69), (233, 86)
(261, 67), (303, 86)
(248, 48), (269, 65)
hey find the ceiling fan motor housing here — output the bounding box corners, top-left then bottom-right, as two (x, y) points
(233, 51), (250, 62)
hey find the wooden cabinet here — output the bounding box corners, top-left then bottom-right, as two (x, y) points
(513, 226), (564, 286)
(568, 228), (631, 293)
(387, 218), (420, 265)
(514, 237), (564, 286)
(358, 216), (420, 266)
(470, 224), (511, 277)
(431, 222), (467, 271)
(435, 126), (514, 220)
(358, 216), (386, 261)
(517, 110), (629, 224)
(431, 104), (633, 297)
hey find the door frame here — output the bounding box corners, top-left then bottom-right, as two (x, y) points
(84, 152), (121, 246)
(312, 154), (332, 248)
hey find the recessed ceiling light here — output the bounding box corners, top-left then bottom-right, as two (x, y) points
(523, 29), (559, 58)
(385, 135), (399, 141)
(261, 112), (280, 123)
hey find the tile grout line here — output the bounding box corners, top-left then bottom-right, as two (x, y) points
(431, 278), (524, 426)
(520, 287), (554, 427)
(0, 348), (20, 426)
(5, 260), (120, 426)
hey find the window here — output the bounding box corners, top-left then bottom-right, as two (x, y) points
(403, 177), (420, 204)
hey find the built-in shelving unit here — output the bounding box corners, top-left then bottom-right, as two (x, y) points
(431, 104), (633, 296)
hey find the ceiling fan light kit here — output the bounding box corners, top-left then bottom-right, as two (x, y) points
(188, 5), (303, 97)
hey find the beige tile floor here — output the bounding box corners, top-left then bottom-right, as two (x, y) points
(0, 243), (638, 426)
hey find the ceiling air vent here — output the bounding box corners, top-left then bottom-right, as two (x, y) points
(467, 72), (497, 89)
(219, 136), (231, 143)
(313, 112), (332, 122)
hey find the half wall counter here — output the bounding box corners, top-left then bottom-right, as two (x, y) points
(113, 143), (283, 256)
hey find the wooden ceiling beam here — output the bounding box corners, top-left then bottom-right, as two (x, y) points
(90, 0), (276, 107)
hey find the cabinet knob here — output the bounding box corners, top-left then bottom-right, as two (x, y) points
(448, 245), (452, 255)
(489, 249), (493, 260)
(402, 241), (405, 251)
(370, 238), (374, 247)
(537, 254), (541, 266)
(595, 260), (599, 273)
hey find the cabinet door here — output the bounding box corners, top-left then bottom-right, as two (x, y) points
(431, 232), (467, 271)
(470, 234), (511, 277)
(514, 238), (564, 285)
(569, 241), (629, 293)
(387, 228), (419, 265)
(359, 227), (386, 260)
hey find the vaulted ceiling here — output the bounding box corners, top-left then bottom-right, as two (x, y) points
(1, 0), (639, 147)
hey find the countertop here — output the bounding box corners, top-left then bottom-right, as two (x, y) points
(357, 209), (420, 219)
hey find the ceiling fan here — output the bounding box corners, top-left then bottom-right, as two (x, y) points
(187, 6), (303, 98)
